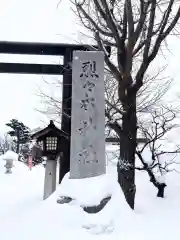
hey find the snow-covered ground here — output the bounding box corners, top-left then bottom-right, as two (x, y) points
(0, 149), (180, 240)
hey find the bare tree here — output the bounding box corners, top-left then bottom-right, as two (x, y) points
(136, 106), (180, 198)
(37, 68), (170, 120)
(106, 105), (180, 198)
(105, 66), (171, 137)
(0, 133), (15, 154)
(35, 77), (63, 125)
(70, 0), (180, 209)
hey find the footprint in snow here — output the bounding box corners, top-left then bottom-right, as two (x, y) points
(82, 223), (114, 235)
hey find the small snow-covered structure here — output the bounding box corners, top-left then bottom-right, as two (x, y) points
(2, 150), (18, 161)
(2, 150), (18, 174)
(31, 120), (68, 200)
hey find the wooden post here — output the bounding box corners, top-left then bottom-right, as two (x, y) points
(59, 49), (72, 183)
(43, 158), (57, 200)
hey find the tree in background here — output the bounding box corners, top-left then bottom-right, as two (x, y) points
(136, 106), (180, 198)
(6, 119), (31, 154)
(0, 133), (15, 154)
(72, 0), (180, 209)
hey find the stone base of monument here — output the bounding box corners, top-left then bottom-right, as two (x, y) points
(82, 196), (111, 213)
(57, 195), (111, 214)
(57, 173), (114, 214)
(57, 196), (74, 204)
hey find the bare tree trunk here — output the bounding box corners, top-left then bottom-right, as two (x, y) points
(157, 183), (166, 198)
(149, 173), (166, 198)
(117, 92), (137, 209)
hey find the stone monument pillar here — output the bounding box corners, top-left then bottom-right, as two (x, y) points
(70, 51), (105, 179)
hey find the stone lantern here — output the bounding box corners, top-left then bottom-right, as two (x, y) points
(4, 158), (13, 174)
(3, 150), (18, 174)
(31, 120), (68, 200)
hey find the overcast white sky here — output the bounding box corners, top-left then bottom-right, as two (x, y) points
(0, 0), (180, 134)
(0, 0), (81, 134)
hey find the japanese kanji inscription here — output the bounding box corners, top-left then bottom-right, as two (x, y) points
(70, 51), (106, 179)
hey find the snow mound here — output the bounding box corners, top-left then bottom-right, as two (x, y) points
(0, 150), (180, 239)
(0, 160), (44, 224)
(58, 173), (115, 206)
(55, 172), (130, 236)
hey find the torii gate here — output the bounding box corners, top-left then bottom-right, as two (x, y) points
(0, 41), (110, 183)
